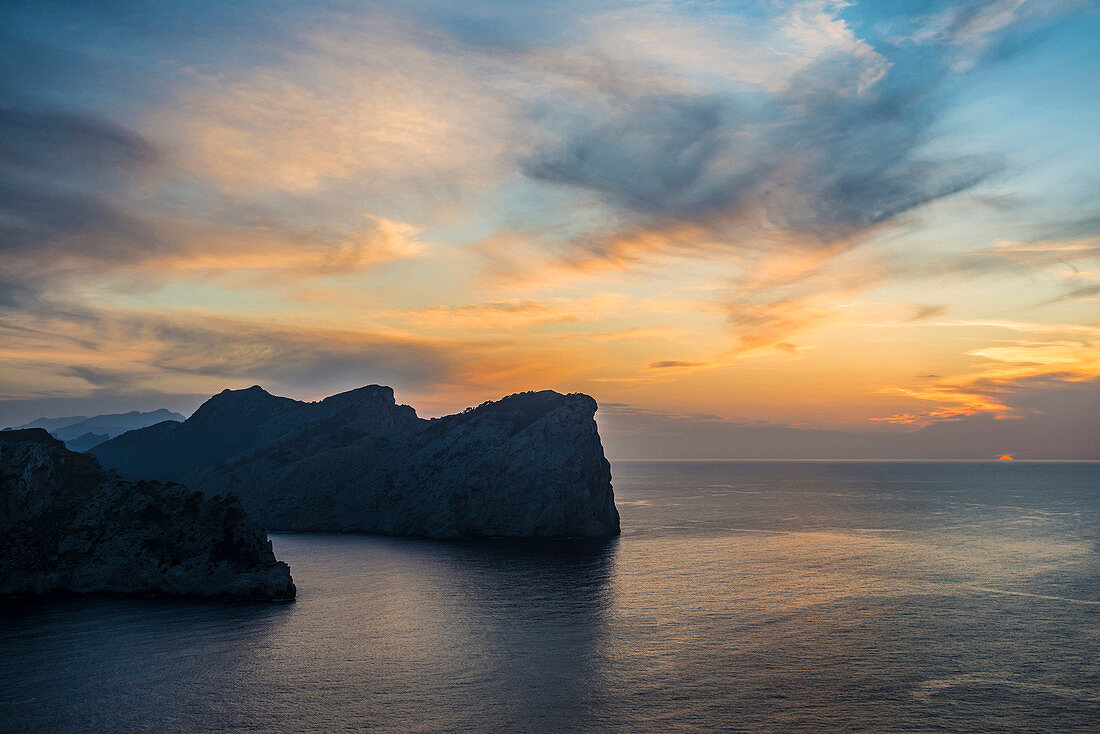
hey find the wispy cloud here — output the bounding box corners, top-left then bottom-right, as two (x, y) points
(912, 0), (1088, 70)
(154, 13), (518, 198)
(598, 382), (1100, 459)
(0, 304), (459, 399)
(511, 0), (1001, 278)
(645, 360), (707, 370)
(0, 107), (160, 300)
(386, 295), (625, 331)
(140, 215), (426, 281)
(873, 320), (1100, 425)
(904, 304), (947, 322)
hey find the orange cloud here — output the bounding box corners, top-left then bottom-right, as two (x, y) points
(145, 215), (425, 278)
(154, 14), (516, 196)
(386, 295), (628, 331)
(0, 304), (462, 401)
(872, 322), (1100, 425)
(646, 360), (707, 369)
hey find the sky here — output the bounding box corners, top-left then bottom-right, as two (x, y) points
(1, 0), (1097, 458)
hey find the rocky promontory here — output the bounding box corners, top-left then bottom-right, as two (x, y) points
(93, 387), (620, 538)
(1, 429), (295, 600)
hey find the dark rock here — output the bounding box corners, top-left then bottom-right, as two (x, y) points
(0, 429), (295, 600)
(93, 387), (620, 538)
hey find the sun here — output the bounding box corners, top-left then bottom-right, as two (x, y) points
(998, 455), (1014, 461)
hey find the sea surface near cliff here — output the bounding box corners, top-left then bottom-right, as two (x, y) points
(3, 461), (1099, 733)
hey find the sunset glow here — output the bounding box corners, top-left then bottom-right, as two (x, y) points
(1, 1), (1097, 458)
(4, 7), (1100, 729)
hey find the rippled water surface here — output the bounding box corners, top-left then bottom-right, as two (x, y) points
(3, 461), (1100, 732)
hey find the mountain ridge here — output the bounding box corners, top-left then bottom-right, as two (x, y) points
(5, 409), (186, 451)
(93, 386), (620, 538)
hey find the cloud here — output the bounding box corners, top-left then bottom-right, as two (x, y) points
(523, 94), (735, 221)
(709, 243), (893, 353)
(914, 0), (1087, 70)
(1043, 283), (1100, 304)
(0, 0), (1064, 305)
(154, 12), (517, 197)
(0, 107), (155, 187)
(0, 0), (1095, 444)
(0, 108), (426, 302)
(577, 1), (889, 94)
(598, 378), (1100, 459)
(0, 10), (464, 307)
(872, 320), (1100, 425)
(645, 360), (706, 370)
(0, 304), (459, 400)
(128, 316), (455, 391)
(0, 273), (40, 310)
(386, 296), (621, 331)
(517, 4), (994, 276)
(139, 214), (426, 282)
(483, 0), (1081, 356)
(0, 107), (158, 261)
(905, 304), (947, 322)
(921, 235), (1100, 302)
(58, 365), (139, 391)
(724, 294), (839, 353)
(986, 237), (1100, 266)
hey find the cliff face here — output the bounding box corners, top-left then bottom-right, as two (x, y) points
(1, 429), (295, 600)
(93, 386), (620, 538)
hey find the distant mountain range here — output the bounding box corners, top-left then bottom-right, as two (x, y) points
(92, 385), (620, 538)
(4, 409), (185, 452)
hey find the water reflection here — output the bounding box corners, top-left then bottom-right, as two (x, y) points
(244, 534), (620, 733)
(3, 461), (1100, 733)
(418, 538), (619, 731)
(0, 537), (619, 733)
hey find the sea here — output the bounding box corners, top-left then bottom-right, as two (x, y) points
(2, 461), (1099, 733)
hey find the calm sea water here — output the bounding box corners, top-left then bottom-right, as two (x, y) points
(3, 461), (1099, 733)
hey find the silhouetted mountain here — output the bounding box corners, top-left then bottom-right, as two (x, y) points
(65, 432), (110, 453)
(7, 415), (89, 434)
(6, 409), (186, 451)
(93, 386), (620, 538)
(0, 429), (295, 600)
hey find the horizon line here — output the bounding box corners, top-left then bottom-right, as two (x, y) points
(607, 458), (1100, 463)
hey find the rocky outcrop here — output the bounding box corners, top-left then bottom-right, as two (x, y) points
(0, 429), (295, 600)
(93, 386), (620, 538)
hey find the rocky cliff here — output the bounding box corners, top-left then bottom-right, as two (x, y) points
(1, 429), (295, 600)
(93, 386), (620, 538)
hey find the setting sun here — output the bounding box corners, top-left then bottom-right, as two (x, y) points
(998, 455), (1015, 461)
